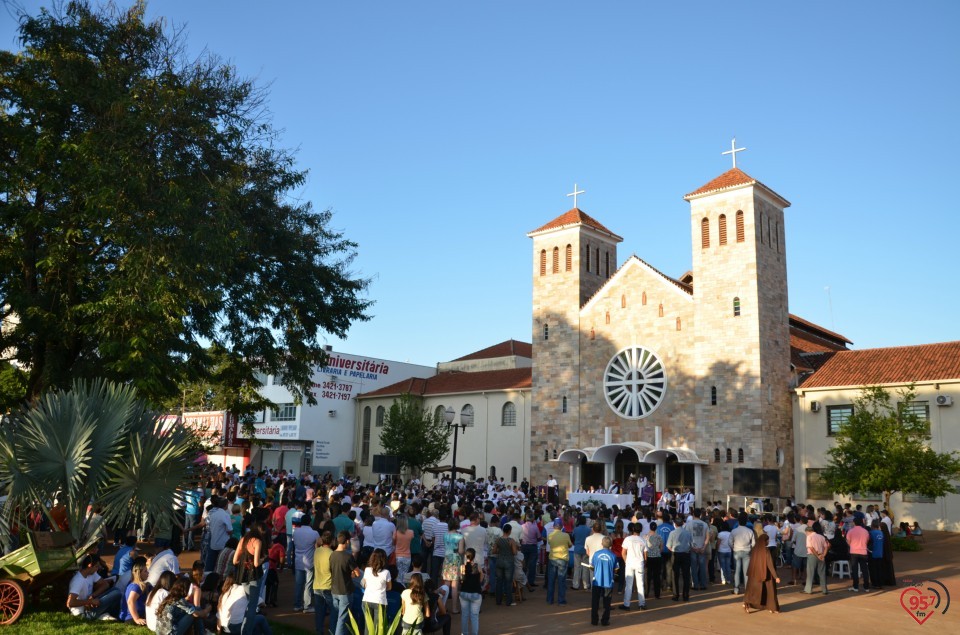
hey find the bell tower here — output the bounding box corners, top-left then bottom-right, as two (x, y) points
(527, 206), (622, 483)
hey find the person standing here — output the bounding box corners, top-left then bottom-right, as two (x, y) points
(686, 509), (710, 591)
(545, 519), (572, 605)
(590, 536), (617, 627)
(519, 514), (541, 592)
(329, 531), (361, 635)
(729, 513), (755, 595)
(571, 516), (592, 591)
(666, 517), (692, 602)
(846, 517), (872, 592)
(492, 523), (518, 606)
(643, 522), (663, 600)
(619, 522), (647, 611)
(459, 548), (483, 635)
(868, 520), (885, 589)
(292, 515), (319, 612)
(205, 496), (233, 574)
(546, 475), (559, 506)
(442, 518), (465, 614)
(803, 525), (829, 596)
(233, 522), (266, 634)
(742, 533), (780, 614)
(312, 531), (335, 635)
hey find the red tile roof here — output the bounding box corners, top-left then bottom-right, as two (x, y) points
(683, 168), (790, 206)
(789, 314), (852, 346)
(528, 208), (623, 241)
(357, 367), (532, 399)
(799, 341), (960, 389)
(451, 339), (532, 362)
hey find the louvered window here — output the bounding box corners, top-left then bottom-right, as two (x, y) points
(733, 297), (741, 317)
(719, 214), (728, 245)
(552, 247), (559, 273)
(701, 217), (710, 248)
(565, 244), (572, 271)
(539, 250), (546, 276)
(585, 246), (591, 273)
(605, 252), (610, 278)
(736, 211), (745, 242)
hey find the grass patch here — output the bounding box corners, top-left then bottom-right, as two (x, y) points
(892, 536), (923, 552)
(3, 611), (314, 635)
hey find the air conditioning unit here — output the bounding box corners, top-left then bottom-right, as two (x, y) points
(936, 395), (953, 407)
(810, 401), (822, 412)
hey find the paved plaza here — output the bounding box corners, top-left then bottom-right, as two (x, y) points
(158, 530), (957, 635)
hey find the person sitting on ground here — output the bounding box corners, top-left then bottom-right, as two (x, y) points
(66, 554), (122, 621)
(911, 522), (923, 537)
(119, 557), (151, 624)
(145, 571), (176, 633)
(218, 574), (272, 635)
(155, 576), (211, 635)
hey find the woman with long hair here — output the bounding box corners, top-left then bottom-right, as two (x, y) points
(459, 548), (484, 635)
(156, 577), (211, 635)
(361, 548), (392, 630)
(218, 575), (272, 635)
(146, 571), (176, 632)
(442, 518), (465, 614)
(742, 533), (780, 614)
(233, 522), (266, 633)
(400, 573), (430, 633)
(188, 560), (204, 607)
(395, 513), (414, 584)
(119, 556), (150, 624)
(611, 520), (626, 593)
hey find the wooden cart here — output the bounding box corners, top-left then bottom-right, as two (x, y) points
(0, 532), (77, 625)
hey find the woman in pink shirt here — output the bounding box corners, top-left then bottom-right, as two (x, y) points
(394, 515), (414, 584)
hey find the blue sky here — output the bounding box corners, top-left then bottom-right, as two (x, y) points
(3, 1), (958, 367)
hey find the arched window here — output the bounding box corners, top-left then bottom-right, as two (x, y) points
(711, 386), (717, 406)
(676, 317), (681, 331)
(642, 291), (647, 306)
(733, 297), (741, 317)
(595, 248), (600, 272)
(553, 449), (558, 459)
(767, 219), (772, 246)
(585, 246), (591, 273)
(726, 448), (732, 463)
(544, 449), (548, 461)
(501, 402), (516, 426)
(658, 303), (664, 317)
(434, 405), (446, 424)
(552, 246), (559, 273)
(738, 448), (744, 463)
(714, 448), (721, 462)
(543, 324), (549, 340)
(719, 214), (728, 245)
(539, 249), (546, 276)
(701, 217), (710, 248)
(461, 404), (474, 426)
(562, 396), (568, 414)
(605, 311), (610, 324)
(511, 467), (518, 482)
(621, 294), (627, 308)
(605, 252), (610, 278)
(736, 211), (745, 243)
(361, 407), (371, 466)
(565, 244), (572, 271)
(375, 405), (385, 427)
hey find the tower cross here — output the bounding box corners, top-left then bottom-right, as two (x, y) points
(721, 137), (746, 169)
(567, 183), (585, 209)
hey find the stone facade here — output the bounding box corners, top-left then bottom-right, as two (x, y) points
(529, 171), (796, 501)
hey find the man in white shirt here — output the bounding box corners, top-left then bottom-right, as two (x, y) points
(677, 488), (694, 516)
(686, 508), (710, 591)
(371, 509), (396, 557)
(729, 514), (755, 595)
(147, 547), (180, 586)
(619, 522), (647, 611)
(66, 555), (121, 620)
(204, 496), (233, 573)
(546, 475), (559, 505)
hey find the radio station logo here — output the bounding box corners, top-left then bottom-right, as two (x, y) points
(899, 578), (950, 625)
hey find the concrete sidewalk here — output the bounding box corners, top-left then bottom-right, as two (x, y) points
(163, 531), (960, 634)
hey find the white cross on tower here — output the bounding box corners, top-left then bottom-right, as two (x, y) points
(567, 183), (585, 208)
(721, 137), (746, 169)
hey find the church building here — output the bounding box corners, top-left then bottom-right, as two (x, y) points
(529, 163), (845, 505)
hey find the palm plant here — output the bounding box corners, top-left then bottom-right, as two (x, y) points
(346, 603), (405, 635)
(0, 378), (199, 553)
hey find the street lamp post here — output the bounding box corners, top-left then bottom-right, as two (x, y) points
(444, 406), (473, 499)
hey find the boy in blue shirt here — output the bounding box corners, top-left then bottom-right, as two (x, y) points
(591, 535), (618, 626)
(868, 520), (885, 586)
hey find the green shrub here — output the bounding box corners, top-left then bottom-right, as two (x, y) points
(892, 536), (923, 552)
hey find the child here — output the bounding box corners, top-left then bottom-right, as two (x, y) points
(400, 573), (429, 633)
(265, 537), (285, 607)
(361, 548), (392, 627)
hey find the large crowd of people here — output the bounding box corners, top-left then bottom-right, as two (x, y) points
(46, 465), (914, 633)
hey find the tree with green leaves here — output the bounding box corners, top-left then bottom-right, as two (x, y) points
(821, 385), (960, 512)
(379, 394), (450, 476)
(0, 362), (27, 413)
(0, 1), (370, 409)
(0, 379), (198, 553)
